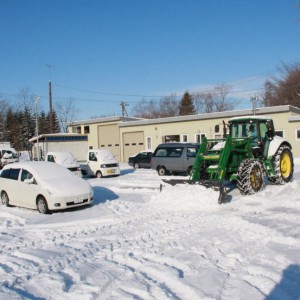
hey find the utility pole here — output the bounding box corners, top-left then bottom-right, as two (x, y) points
(120, 101), (129, 116)
(34, 96), (40, 161)
(46, 64), (54, 133)
(251, 94), (258, 115)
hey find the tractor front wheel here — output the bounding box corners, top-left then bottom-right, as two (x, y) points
(268, 145), (293, 185)
(237, 159), (264, 195)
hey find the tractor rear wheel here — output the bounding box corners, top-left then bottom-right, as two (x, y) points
(268, 145), (293, 185)
(237, 159), (264, 195)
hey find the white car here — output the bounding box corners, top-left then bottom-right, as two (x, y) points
(0, 161), (93, 214)
(46, 151), (82, 177)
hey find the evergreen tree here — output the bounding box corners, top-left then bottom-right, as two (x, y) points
(51, 110), (61, 133)
(8, 111), (23, 151)
(22, 106), (35, 149)
(38, 110), (48, 134)
(178, 91), (196, 116)
(3, 108), (15, 143)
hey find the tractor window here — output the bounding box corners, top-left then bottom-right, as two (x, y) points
(260, 123), (268, 140)
(231, 123), (249, 138)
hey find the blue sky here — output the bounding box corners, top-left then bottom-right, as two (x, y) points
(1, 0), (299, 120)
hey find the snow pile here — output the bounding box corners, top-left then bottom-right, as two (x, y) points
(0, 163), (300, 299)
(150, 183), (220, 212)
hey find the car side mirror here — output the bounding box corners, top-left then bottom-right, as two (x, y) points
(24, 178), (34, 184)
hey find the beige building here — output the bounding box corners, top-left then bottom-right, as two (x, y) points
(68, 116), (140, 161)
(68, 105), (300, 162)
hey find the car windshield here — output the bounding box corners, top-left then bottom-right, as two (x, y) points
(28, 163), (75, 182)
(2, 150), (18, 159)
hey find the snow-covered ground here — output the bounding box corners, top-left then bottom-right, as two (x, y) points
(1, 157), (300, 300)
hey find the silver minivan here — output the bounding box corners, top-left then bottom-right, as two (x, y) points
(151, 143), (200, 176)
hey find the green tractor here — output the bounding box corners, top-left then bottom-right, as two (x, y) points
(162, 116), (294, 203)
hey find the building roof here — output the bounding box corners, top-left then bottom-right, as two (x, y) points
(67, 116), (142, 126)
(288, 116), (300, 122)
(29, 133), (88, 143)
(119, 105), (300, 128)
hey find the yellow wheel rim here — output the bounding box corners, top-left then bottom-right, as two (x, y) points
(281, 152), (291, 178)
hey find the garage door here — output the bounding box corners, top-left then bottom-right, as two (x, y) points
(123, 131), (144, 162)
(98, 124), (120, 161)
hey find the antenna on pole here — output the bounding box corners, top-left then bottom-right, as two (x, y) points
(120, 101), (129, 116)
(45, 64), (55, 133)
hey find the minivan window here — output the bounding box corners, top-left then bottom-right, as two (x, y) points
(156, 149), (168, 157)
(0, 169), (10, 178)
(187, 147), (198, 157)
(1, 168), (20, 180)
(21, 169), (34, 182)
(155, 147), (184, 157)
(169, 148), (183, 157)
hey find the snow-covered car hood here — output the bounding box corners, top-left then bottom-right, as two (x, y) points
(39, 176), (92, 197)
(96, 150), (118, 164)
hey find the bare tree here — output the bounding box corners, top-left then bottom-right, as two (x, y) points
(262, 63), (300, 107)
(55, 98), (77, 132)
(214, 83), (234, 112)
(17, 87), (36, 114)
(192, 84), (233, 114)
(159, 94), (179, 117)
(132, 94), (179, 119)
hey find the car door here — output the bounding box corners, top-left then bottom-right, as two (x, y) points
(87, 151), (98, 175)
(167, 147), (185, 172)
(19, 168), (39, 209)
(185, 146), (198, 170)
(139, 152), (150, 168)
(5, 168), (22, 206)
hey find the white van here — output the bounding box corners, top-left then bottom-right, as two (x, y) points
(0, 148), (19, 168)
(80, 149), (120, 178)
(45, 151), (82, 177)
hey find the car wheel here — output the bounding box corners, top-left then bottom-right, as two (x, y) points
(133, 162), (140, 169)
(1, 191), (10, 206)
(37, 196), (50, 214)
(157, 166), (167, 176)
(96, 171), (102, 178)
(187, 167), (193, 176)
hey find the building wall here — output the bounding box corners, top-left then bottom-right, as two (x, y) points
(68, 120), (122, 160)
(67, 107), (300, 162)
(120, 111), (300, 161)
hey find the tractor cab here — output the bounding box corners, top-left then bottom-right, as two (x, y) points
(228, 117), (275, 158)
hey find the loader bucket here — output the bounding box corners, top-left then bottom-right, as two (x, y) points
(160, 179), (228, 204)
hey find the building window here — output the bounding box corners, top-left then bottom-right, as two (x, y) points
(182, 134), (188, 142)
(195, 133), (206, 143)
(84, 126), (90, 134)
(164, 135), (180, 143)
(147, 137), (152, 150)
(295, 129), (300, 141)
(275, 130), (284, 138)
(76, 126), (81, 134)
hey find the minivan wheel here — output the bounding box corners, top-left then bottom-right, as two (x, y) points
(37, 196), (49, 214)
(96, 171), (102, 178)
(1, 191), (10, 206)
(187, 167), (194, 176)
(157, 166), (167, 176)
